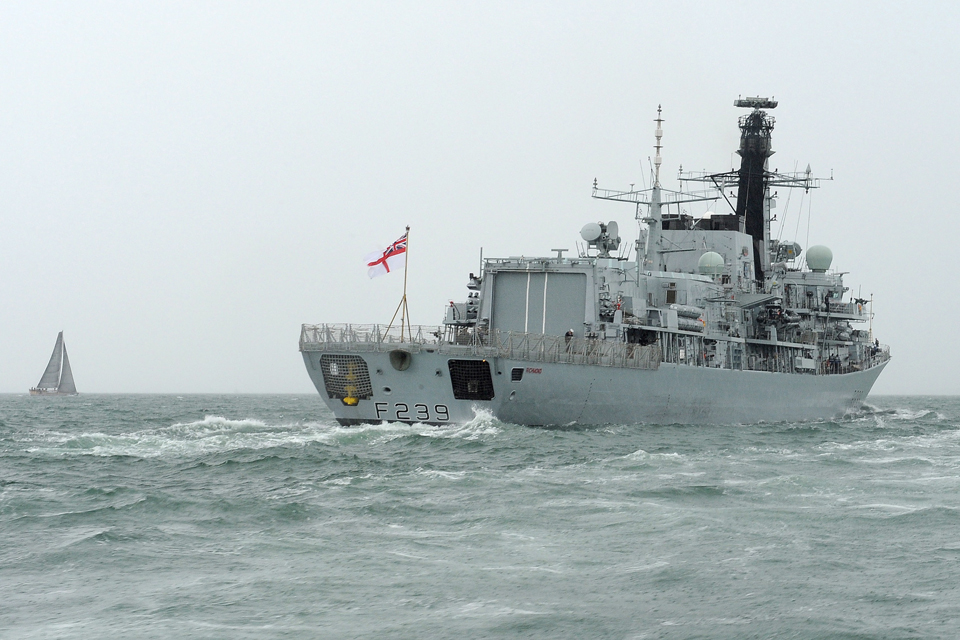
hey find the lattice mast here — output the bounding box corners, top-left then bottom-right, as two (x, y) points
(591, 106), (717, 277)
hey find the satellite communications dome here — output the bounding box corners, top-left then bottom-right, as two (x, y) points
(806, 245), (833, 272)
(698, 251), (724, 276)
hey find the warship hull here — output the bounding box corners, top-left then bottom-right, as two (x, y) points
(303, 99), (891, 426)
(302, 348), (887, 426)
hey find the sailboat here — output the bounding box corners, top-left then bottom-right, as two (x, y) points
(29, 331), (78, 395)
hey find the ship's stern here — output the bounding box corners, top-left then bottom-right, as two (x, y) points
(301, 324), (501, 425)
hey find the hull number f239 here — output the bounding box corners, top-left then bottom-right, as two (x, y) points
(375, 402), (450, 422)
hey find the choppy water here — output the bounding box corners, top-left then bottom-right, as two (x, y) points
(2, 395), (959, 639)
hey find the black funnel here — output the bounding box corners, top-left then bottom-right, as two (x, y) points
(735, 108), (774, 282)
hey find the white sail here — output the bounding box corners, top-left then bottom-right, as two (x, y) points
(36, 331), (64, 389)
(58, 344), (77, 394)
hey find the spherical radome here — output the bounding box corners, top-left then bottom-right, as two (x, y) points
(698, 251), (724, 276)
(806, 245), (833, 272)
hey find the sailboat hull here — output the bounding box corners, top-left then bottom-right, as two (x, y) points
(29, 388), (76, 396)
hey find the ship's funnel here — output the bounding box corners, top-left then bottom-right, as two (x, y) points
(735, 104), (775, 283)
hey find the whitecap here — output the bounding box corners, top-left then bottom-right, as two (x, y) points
(847, 503), (920, 514)
(616, 560), (670, 574)
(416, 469), (467, 480)
(25, 417), (350, 458)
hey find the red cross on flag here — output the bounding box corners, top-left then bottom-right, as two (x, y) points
(365, 231), (408, 278)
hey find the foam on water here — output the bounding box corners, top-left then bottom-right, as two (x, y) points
(23, 417), (335, 458)
(3, 394), (960, 639)
(16, 406), (508, 460)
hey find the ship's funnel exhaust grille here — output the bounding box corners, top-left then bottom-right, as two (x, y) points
(447, 359), (495, 401)
(320, 354), (373, 401)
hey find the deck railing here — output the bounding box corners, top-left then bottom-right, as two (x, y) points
(300, 324), (661, 370)
(488, 330), (662, 370)
(820, 344), (890, 375)
(300, 324), (887, 374)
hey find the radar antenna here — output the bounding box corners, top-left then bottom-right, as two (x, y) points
(592, 105), (719, 277)
(579, 221), (621, 258)
(592, 98), (830, 289)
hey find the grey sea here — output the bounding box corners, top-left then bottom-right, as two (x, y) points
(2, 394), (959, 639)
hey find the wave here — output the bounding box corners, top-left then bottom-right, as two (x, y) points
(22, 408), (505, 459)
(844, 403), (949, 425)
(359, 407), (504, 445)
(846, 504), (960, 523)
(619, 449), (686, 464)
(818, 426), (960, 455)
(25, 416), (330, 458)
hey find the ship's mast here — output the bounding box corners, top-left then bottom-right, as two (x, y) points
(733, 96), (777, 283)
(653, 106), (663, 187)
(647, 106), (665, 272)
(595, 98), (826, 290)
(683, 97), (822, 289)
(592, 105), (718, 276)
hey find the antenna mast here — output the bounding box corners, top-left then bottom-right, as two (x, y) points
(654, 105), (663, 187)
(593, 105), (717, 274)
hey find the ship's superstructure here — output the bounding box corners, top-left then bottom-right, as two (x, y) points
(301, 99), (889, 426)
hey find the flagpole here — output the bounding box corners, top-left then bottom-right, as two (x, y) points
(400, 225), (410, 341)
(383, 226), (411, 342)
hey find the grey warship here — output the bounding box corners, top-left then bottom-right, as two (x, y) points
(301, 98), (889, 426)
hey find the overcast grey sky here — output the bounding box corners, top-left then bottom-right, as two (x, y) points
(2, 1), (956, 394)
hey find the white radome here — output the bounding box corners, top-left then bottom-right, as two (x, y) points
(806, 245), (833, 272)
(698, 251), (724, 276)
